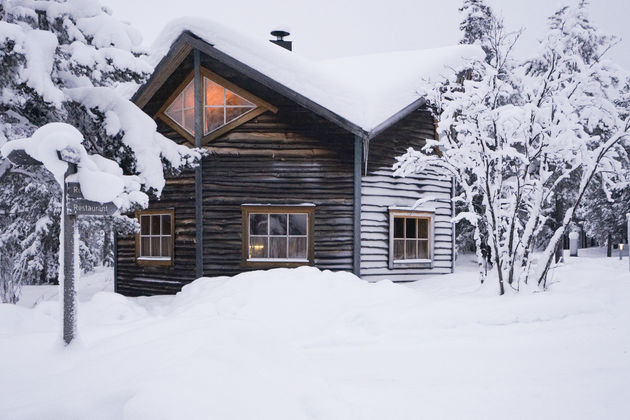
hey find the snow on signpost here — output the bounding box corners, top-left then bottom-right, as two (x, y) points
(0, 123), (134, 345)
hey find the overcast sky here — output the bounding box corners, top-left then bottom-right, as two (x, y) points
(102, 0), (630, 69)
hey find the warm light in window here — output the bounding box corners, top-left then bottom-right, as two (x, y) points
(163, 76), (256, 137)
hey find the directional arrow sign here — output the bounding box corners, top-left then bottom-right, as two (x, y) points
(6, 149), (43, 166)
(66, 182), (84, 199)
(66, 199), (118, 216)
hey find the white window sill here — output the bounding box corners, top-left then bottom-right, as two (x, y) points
(137, 257), (172, 261)
(393, 259), (432, 264)
(247, 258), (309, 263)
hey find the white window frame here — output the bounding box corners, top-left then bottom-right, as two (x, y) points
(388, 209), (434, 269)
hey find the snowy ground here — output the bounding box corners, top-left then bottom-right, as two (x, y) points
(1, 250), (628, 420)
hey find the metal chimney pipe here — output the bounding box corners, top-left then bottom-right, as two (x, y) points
(270, 30), (292, 51)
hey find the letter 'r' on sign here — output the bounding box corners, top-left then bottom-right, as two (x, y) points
(66, 182), (83, 199)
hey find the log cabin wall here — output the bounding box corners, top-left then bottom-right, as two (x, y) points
(360, 109), (455, 281)
(115, 168), (197, 296)
(200, 111), (354, 277)
(116, 51), (355, 296)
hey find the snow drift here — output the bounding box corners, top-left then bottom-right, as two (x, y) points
(1, 255), (630, 419)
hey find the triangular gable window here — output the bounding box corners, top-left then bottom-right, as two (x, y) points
(160, 69), (275, 144)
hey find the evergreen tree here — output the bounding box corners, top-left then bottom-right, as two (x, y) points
(459, 0), (496, 63)
(0, 0), (197, 301)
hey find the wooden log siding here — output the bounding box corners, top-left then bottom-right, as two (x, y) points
(116, 174), (197, 296)
(201, 111), (355, 276)
(360, 108), (454, 281)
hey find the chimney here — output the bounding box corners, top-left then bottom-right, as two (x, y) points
(270, 30), (292, 51)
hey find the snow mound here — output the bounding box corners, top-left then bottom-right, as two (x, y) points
(172, 267), (422, 345)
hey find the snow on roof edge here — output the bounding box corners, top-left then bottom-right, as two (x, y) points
(148, 18), (483, 132)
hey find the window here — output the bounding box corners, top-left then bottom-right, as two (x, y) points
(389, 209), (433, 267)
(164, 77), (256, 136)
(242, 205), (314, 266)
(158, 68), (277, 144)
(136, 210), (174, 265)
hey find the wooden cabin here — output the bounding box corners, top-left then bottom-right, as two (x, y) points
(114, 23), (471, 296)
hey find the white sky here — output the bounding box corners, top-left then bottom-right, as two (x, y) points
(102, 0), (630, 69)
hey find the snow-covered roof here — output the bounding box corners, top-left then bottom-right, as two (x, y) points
(148, 18), (482, 136)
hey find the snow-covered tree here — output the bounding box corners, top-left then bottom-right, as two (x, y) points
(0, 0), (198, 300)
(395, 1), (630, 294)
(459, 0), (496, 63)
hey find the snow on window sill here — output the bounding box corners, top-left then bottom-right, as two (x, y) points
(247, 258), (309, 263)
(393, 259), (432, 264)
(137, 257), (172, 261)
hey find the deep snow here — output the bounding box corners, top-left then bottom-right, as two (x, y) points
(1, 250), (628, 420)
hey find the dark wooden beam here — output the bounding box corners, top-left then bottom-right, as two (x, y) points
(194, 49), (204, 279)
(6, 149), (42, 166)
(353, 134), (363, 276)
(132, 34), (193, 109)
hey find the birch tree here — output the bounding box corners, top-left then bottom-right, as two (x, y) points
(395, 1), (630, 294)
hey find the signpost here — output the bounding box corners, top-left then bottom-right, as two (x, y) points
(6, 147), (119, 345)
(61, 159), (79, 346)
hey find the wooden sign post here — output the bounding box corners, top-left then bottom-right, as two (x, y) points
(62, 162), (79, 345)
(7, 147), (118, 345)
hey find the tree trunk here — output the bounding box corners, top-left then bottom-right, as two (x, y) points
(607, 233), (612, 257)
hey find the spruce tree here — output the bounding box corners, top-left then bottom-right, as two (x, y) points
(0, 0), (197, 301)
(459, 0), (495, 63)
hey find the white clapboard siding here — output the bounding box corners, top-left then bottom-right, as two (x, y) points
(360, 166), (454, 281)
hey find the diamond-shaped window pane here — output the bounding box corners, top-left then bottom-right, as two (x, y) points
(183, 83), (195, 108)
(165, 80), (195, 135)
(226, 107), (253, 124)
(205, 79), (224, 106)
(205, 108), (224, 134)
(226, 90), (253, 106)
